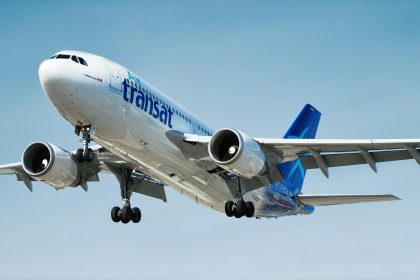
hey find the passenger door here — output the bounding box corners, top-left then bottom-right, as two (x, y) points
(105, 61), (122, 94)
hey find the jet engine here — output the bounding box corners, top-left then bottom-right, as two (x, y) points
(208, 128), (266, 179)
(22, 142), (80, 189)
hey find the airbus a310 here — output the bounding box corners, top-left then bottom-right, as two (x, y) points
(1, 50), (416, 224)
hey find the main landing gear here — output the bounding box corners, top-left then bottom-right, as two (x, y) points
(225, 200), (254, 218)
(75, 125), (94, 162)
(111, 201), (141, 224)
(224, 176), (255, 218)
(110, 169), (142, 224)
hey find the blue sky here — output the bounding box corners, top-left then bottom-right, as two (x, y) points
(1, 1), (420, 279)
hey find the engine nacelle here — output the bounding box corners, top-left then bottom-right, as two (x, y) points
(208, 128), (266, 179)
(22, 142), (80, 189)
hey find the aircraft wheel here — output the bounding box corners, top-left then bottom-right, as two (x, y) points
(86, 148), (94, 162)
(131, 207), (141, 223)
(111, 206), (121, 223)
(233, 210), (242, 218)
(120, 206), (132, 224)
(245, 202), (255, 218)
(235, 200), (246, 218)
(76, 149), (84, 162)
(225, 200), (235, 217)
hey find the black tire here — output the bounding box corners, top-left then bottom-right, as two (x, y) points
(111, 206), (121, 222)
(235, 200), (246, 218)
(86, 148), (94, 162)
(225, 200), (235, 217)
(76, 148), (84, 162)
(131, 207), (141, 223)
(245, 201), (255, 218)
(120, 206), (132, 224)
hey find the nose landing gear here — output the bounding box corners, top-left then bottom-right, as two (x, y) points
(75, 124), (94, 162)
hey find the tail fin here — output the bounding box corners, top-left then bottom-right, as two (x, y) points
(276, 104), (321, 195)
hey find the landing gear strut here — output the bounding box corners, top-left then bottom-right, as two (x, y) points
(110, 169), (142, 224)
(75, 124), (94, 162)
(224, 176), (255, 218)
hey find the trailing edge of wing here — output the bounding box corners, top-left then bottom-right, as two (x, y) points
(297, 194), (400, 206)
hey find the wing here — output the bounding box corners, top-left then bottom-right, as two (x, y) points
(256, 138), (420, 177)
(0, 162), (34, 191)
(297, 194), (400, 206)
(183, 133), (420, 178)
(0, 145), (167, 202)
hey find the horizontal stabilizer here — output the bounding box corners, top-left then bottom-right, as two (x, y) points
(297, 194), (400, 206)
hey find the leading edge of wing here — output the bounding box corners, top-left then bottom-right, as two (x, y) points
(0, 162), (23, 174)
(255, 138), (420, 153)
(297, 194), (400, 206)
(183, 133), (420, 153)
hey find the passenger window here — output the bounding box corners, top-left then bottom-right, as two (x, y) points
(78, 57), (88, 66)
(56, 54), (71, 59)
(71, 55), (79, 63)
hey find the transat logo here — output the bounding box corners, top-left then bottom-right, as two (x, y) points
(121, 77), (174, 129)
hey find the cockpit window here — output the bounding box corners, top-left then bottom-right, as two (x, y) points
(49, 54), (88, 66)
(56, 54), (71, 59)
(71, 55), (79, 63)
(78, 57), (88, 66)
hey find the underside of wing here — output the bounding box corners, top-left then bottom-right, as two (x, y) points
(181, 130), (420, 179)
(0, 145), (167, 202)
(0, 162), (23, 174)
(255, 138), (420, 154)
(257, 139), (420, 176)
(297, 194), (400, 206)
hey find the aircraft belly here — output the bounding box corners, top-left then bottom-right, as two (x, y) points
(90, 99), (232, 212)
(245, 189), (299, 218)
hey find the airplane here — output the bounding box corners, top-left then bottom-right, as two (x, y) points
(0, 50), (417, 224)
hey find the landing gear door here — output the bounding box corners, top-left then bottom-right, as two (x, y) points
(105, 60), (122, 94)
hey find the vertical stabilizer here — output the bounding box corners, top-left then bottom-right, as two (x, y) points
(276, 104), (321, 195)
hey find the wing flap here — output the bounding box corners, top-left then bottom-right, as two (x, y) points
(297, 194), (400, 206)
(131, 179), (167, 202)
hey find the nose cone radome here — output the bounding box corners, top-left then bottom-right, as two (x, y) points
(39, 59), (64, 97)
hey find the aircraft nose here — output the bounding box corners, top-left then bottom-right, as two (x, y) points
(38, 59), (64, 95)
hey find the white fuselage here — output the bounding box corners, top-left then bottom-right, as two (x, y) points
(38, 50), (296, 217)
(39, 51), (237, 212)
